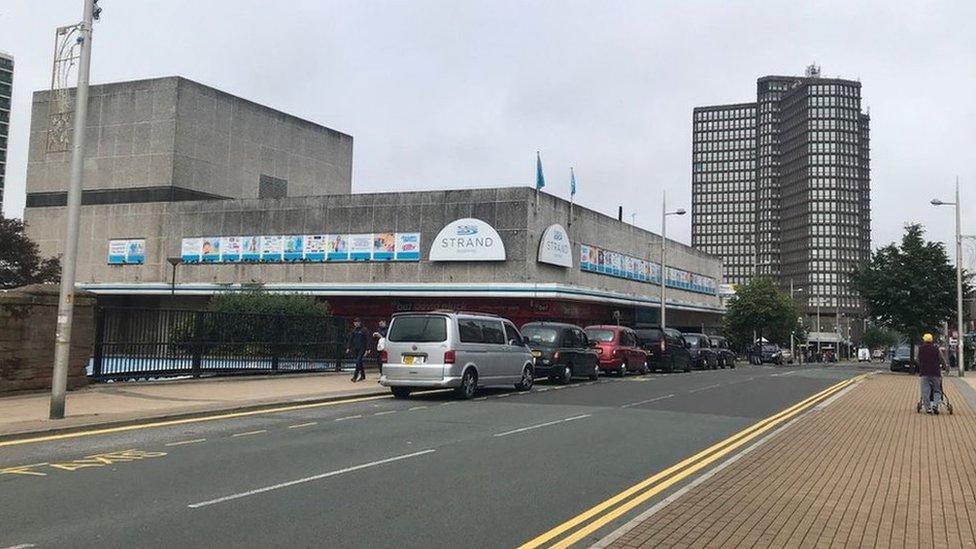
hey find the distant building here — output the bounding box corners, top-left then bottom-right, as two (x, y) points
(0, 52), (12, 209)
(692, 66), (871, 345)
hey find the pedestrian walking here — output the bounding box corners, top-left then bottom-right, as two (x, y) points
(373, 320), (388, 375)
(917, 333), (945, 414)
(346, 318), (370, 382)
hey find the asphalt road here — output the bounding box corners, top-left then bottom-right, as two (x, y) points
(0, 364), (866, 549)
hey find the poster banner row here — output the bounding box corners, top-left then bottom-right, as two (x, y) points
(579, 244), (716, 296)
(107, 239), (145, 265)
(180, 233), (421, 264)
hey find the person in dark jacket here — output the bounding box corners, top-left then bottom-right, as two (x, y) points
(917, 333), (945, 414)
(373, 320), (388, 375)
(346, 318), (370, 382)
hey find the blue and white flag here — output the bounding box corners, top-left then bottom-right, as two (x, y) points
(570, 167), (577, 198)
(536, 152), (546, 191)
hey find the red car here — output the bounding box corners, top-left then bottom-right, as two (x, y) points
(584, 325), (649, 376)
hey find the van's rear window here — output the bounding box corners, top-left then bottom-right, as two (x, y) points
(388, 316), (448, 343)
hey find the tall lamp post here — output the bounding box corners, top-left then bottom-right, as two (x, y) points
(790, 281), (804, 363)
(659, 190), (686, 330)
(932, 177), (965, 377)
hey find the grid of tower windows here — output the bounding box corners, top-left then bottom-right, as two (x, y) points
(691, 104), (756, 286)
(0, 54), (12, 208)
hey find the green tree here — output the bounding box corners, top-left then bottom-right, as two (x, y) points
(860, 325), (899, 350)
(723, 277), (801, 350)
(0, 214), (61, 289)
(851, 223), (970, 358)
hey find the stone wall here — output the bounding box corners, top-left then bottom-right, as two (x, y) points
(0, 285), (92, 394)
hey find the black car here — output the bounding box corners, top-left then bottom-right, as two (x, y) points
(520, 322), (600, 383)
(709, 336), (736, 369)
(636, 327), (692, 373)
(750, 343), (784, 365)
(683, 333), (718, 369)
(890, 344), (915, 373)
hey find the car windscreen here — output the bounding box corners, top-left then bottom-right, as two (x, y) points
(684, 336), (701, 348)
(388, 316), (448, 343)
(895, 345), (911, 358)
(709, 338), (723, 347)
(762, 344), (779, 352)
(585, 329), (616, 343)
(521, 326), (560, 345)
(636, 329), (664, 343)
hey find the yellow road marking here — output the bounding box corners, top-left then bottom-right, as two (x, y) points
(0, 394), (392, 449)
(231, 430), (267, 438)
(518, 374), (868, 548)
(287, 422), (318, 429)
(165, 438), (207, 447)
(49, 449), (167, 472)
(0, 463), (49, 477)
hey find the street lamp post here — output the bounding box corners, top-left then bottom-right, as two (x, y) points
(790, 280), (805, 364)
(932, 177), (965, 377)
(659, 190), (686, 331)
(167, 257), (182, 296)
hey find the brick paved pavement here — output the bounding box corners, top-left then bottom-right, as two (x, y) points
(606, 374), (976, 548)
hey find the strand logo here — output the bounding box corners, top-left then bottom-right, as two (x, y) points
(538, 224), (572, 268)
(430, 218), (507, 261)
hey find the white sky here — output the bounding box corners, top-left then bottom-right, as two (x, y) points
(1, 0), (974, 250)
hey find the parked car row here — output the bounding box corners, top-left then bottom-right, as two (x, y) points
(379, 311), (739, 399)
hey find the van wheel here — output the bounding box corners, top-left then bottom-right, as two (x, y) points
(618, 364), (627, 377)
(589, 363), (599, 380)
(455, 369), (478, 399)
(515, 365), (534, 391)
(391, 387), (411, 399)
(640, 361), (650, 375)
(684, 361), (692, 373)
(561, 364), (573, 385)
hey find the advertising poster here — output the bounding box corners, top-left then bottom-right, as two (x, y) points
(588, 247), (599, 272)
(126, 239), (145, 264)
(304, 234), (328, 262)
(372, 232), (395, 261)
(395, 233), (421, 261)
(107, 240), (128, 264)
(349, 234), (373, 261)
(579, 245), (591, 270)
(260, 235), (283, 262)
(284, 235), (304, 262)
(242, 236), (261, 262)
(327, 234), (349, 261)
(201, 237), (221, 263)
(613, 253), (624, 277)
(221, 237), (242, 262)
(181, 238), (203, 263)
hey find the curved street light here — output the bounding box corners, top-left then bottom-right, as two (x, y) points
(931, 178), (964, 377)
(660, 191), (687, 330)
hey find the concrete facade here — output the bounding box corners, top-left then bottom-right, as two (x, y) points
(24, 187), (723, 319)
(26, 76), (352, 203)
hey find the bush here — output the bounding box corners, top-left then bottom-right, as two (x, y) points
(208, 291), (329, 317)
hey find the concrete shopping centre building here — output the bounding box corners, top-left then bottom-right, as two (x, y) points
(23, 76), (724, 329)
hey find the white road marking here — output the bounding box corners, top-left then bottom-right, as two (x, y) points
(440, 402), (455, 406)
(408, 406), (429, 411)
(374, 410), (397, 416)
(231, 430), (266, 437)
(474, 397), (488, 401)
(3, 544), (36, 549)
(287, 422), (318, 429)
(495, 394), (511, 398)
(187, 450), (436, 508)
(620, 394), (675, 409)
(165, 438), (207, 447)
(688, 383), (722, 394)
(335, 415), (362, 422)
(771, 371), (796, 377)
(493, 415), (592, 438)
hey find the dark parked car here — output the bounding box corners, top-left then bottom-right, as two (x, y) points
(709, 336), (736, 369)
(751, 343), (784, 365)
(682, 333), (718, 369)
(521, 322), (600, 383)
(584, 325), (649, 376)
(636, 327), (692, 373)
(890, 344), (915, 373)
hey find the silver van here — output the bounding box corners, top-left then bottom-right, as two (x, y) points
(379, 311), (535, 399)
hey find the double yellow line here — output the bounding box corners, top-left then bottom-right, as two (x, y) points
(518, 373), (869, 549)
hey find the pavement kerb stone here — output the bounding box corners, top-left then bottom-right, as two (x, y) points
(0, 388), (390, 444)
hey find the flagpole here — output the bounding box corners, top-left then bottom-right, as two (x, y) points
(569, 167), (575, 225)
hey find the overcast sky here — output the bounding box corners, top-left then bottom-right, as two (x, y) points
(2, 0), (974, 252)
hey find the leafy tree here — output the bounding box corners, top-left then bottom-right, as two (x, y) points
(851, 223), (971, 358)
(723, 277), (801, 350)
(208, 291), (330, 317)
(860, 325), (899, 350)
(0, 214), (61, 289)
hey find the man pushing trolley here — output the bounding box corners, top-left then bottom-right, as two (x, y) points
(915, 333), (954, 415)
